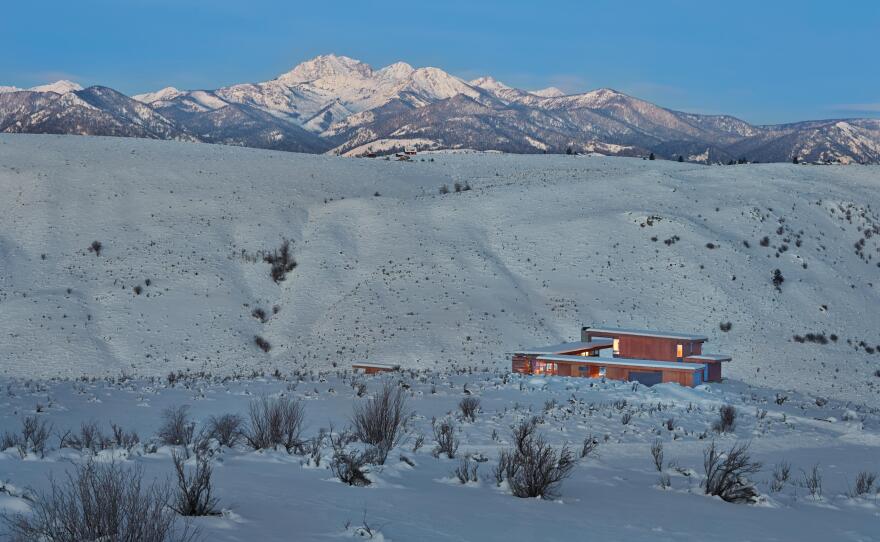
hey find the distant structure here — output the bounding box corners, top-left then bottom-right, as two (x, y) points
(352, 361), (400, 375)
(511, 326), (731, 387)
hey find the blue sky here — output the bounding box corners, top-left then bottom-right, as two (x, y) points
(3, 0), (878, 124)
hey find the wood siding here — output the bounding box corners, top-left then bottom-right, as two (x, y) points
(582, 330), (703, 362)
(512, 355), (700, 387)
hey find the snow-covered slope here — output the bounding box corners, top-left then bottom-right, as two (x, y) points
(1, 135), (878, 407)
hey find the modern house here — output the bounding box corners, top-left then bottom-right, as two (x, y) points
(352, 362), (400, 374)
(511, 326), (731, 387)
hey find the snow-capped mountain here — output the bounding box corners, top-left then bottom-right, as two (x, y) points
(2, 55), (879, 163)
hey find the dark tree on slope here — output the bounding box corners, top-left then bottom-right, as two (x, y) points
(649, 152), (655, 160)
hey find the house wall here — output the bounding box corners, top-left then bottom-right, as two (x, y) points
(582, 330), (703, 361)
(510, 356), (701, 387)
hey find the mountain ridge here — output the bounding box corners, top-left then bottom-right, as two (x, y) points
(2, 53), (878, 163)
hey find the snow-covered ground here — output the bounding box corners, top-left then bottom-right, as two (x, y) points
(1, 371), (878, 541)
(1, 134), (879, 540)
(2, 134), (879, 404)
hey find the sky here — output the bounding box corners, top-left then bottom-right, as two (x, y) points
(3, 0), (878, 124)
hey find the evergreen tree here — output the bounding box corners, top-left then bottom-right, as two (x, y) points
(649, 152), (655, 160)
(678, 155), (684, 162)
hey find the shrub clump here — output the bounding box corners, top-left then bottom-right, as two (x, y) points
(2, 460), (195, 542)
(702, 441), (762, 504)
(493, 418), (577, 499)
(713, 404), (737, 433)
(352, 383), (408, 464)
(264, 239), (297, 283)
(245, 395), (305, 453)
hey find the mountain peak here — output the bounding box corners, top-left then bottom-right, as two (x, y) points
(132, 87), (183, 104)
(530, 86), (565, 98)
(377, 61), (415, 80)
(470, 76), (510, 91)
(277, 54), (373, 85)
(30, 80), (83, 94)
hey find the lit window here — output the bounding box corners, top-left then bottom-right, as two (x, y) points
(676, 344), (683, 358)
(612, 338), (620, 355)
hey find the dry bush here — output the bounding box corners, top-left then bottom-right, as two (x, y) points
(432, 419), (459, 459)
(770, 460), (791, 492)
(352, 383), (407, 464)
(580, 434), (598, 459)
(458, 397), (480, 422)
(20, 416), (52, 458)
(245, 395), (305, 453)
(453, 457), (479, 484)
(205, 414), (243, 448)
(330, 430), (371, 487)
(111, 423), (141, 451)
(159, 406), (195, 448)
(496, 419), (577, 499)
(713, 404), (737, 433)
(702, 441), (762, 503)
(802, 464), (822, 499)
(852, 471), (877, 497)
(650, 439), (664, 472)
(2, 460), (195, 542)
(264, 239), (297, 283)
(171, 452), (220, 517)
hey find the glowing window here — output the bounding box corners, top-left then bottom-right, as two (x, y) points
(676, 344), (683, 358)
(612, 338), (620, 354)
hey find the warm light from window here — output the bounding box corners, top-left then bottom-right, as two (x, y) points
(676, 344), (683, 358)
(612, 338), (620, 354)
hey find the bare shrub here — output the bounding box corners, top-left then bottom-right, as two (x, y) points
(352, 383), (407, 464)
(453, 457), (479, 484)
(580, 434), (598, 459)
(254, 335), (271, 352)
(802, 464), (822, 499)
(852, 471), (877, 497)
(159, 406), (195, 448)
(78, 420), (106, 452)
(650, 439), (664, 471)
(245, 395), (305, 453)
(330, 430), (371, 487)
(702, 441), (762, 503)
(264, 239), (297, 283)
(621, 412), (633, 425)
(658, 472), (671, 489)
(111, 423), (140, 451)
(205, 414), (243, 448)
(88, 240), (103, 256)
(432, 419), (459, 459)
(171, 451), (219, 516)
(770, 460), (791, 492)
(20, 415), (52, 457)
(458, 397), (480, 422)
(497, 419), (577, 499)
(713, 404), (737, 433)
(2, 460), (194, 542)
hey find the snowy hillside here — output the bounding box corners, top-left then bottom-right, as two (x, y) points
(1, 135), (879, 408)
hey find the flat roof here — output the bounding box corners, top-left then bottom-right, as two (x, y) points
(351, 362), (400, 369)
(685, 354), (732, 362)
(583, 326), (708, 342)
(536, 354), (706, 371)
(514, 339), (613, 355)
